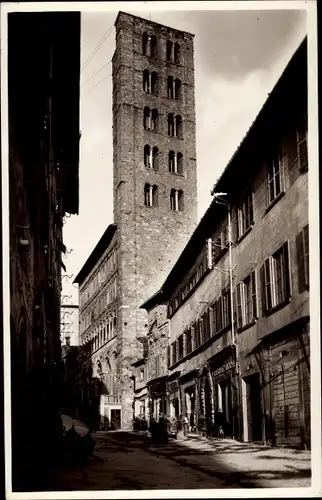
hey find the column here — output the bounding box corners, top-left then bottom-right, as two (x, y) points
(185, 391), (191, 429)
(175, 190), (179, 211)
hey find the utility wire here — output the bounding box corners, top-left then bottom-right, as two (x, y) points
(81, 61), (111, 89)
(86, 72), (112, 94)
(81, 24), (114, 74)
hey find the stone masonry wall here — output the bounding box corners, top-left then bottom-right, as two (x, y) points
(112, 12), (198, 429)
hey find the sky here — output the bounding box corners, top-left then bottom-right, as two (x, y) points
(62, 4), (307, 305)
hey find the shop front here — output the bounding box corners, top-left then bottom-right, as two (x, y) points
(244, 317), (311, 449)
(179, 370), (198, 433)
(147, 375), (168, 423)
(167, 371), (181, 419)
(195, 346), (237, 439)
(210, 355), (237, 439)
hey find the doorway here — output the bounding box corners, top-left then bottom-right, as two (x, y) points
(243, 373), (262, 442)
(111, 409), (121, 430)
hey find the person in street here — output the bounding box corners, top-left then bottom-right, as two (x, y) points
(159, 414), (168, 444)
(183, 414), (189, 438)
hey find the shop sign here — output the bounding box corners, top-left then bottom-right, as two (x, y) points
(168, 380), (179, 393)
(149, 380), (166, 396)
(212, 360), (235, 378)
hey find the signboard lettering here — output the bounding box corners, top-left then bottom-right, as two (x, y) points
(212, 360), (235, 378)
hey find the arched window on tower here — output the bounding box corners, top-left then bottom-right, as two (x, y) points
(177, 152), (183, 174)
(144, 145), (158, 169)
(142, 33), (149, 56)
(144, 108), (158, 131)
(175, 115), (183, 138)
(169, 151), (175, 172)
(170, 189), (176, 210)
(178, 189), (184, 211)
(167, 76), (174, 99)
(175, 78), (181, 100)
(168, 114), (182, 137)
(144, 184), (158, 207)
(144, 107), (151, 130)
(174, 43), (181, 64)
(144, 145), (152, 168)
(169, 151), (183, 174)
(151, 109), (158, 131)
(143, 70), (158, 95)
(167, 40), (173, 62)
(151, 72), (158, 95)
(170, 189), (184, 212)
(168, 114), (174, 136)
(150, 35), (157, 57)
(143, 70), (150, 93)
(152, 146), (159, 169)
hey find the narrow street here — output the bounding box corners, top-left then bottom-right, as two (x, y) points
(44, 431), (311, 491)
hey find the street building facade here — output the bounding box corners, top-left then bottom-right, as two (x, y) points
(75, 11), (198, 430)
(8, 12), (81, 490)
(140, 37), (310, 449)
(74, 225), (121, 430)
(132, 357), (148, 420)
(60, 304), (79, 348)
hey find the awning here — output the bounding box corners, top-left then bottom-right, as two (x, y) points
(168, 370), (181, 381)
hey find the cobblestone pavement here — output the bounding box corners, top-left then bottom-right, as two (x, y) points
(44, 431), (311, 492)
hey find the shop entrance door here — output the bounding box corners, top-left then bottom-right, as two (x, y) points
(111, 409), (121, 430)
(244, 373), (262, 442)
(204, 375), (212, 426)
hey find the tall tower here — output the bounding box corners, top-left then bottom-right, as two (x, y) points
(112, 11), (197, 429)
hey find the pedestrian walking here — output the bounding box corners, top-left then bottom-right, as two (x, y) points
(183, 414), (189, 438)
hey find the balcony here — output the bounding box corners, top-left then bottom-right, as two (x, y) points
(105, 395), (121, 404)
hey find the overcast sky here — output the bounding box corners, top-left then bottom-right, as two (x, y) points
(62, 4), (306, 305)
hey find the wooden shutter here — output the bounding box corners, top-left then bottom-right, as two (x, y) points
(296, 229), (308, 293)
(198, 320), (202, 346)
(251, 270), (257, 319)
(265, 258), (273, 310)
(208, 306), (214, 337)
(235, 207), (240, 240)
(202, 251), (208, 276)
(167, 345), (170, 369)
(303, 225), (309, 288)
(191, 325), (195, 351)
(249, 191), (254, 225)
(282, 241), (291, 299)
(214, 298), (221, 333)
(236, 282), (244, 329)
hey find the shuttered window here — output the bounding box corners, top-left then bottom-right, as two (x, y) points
(213, 297), (223, 334)
(222, 289), (231, 328)
(297, 115), (308, 171)
(235, 271), (257, 330)
(171, 341), (177, 365)
(267, 153), (284, 205)
(261, 242), (291, 313)
(296, 225), (309, 292)
(237, 189), (254, 239)
(178, 334), (184, 360)
(202, 310), (211, 342)
(186, 328), (192, 354)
